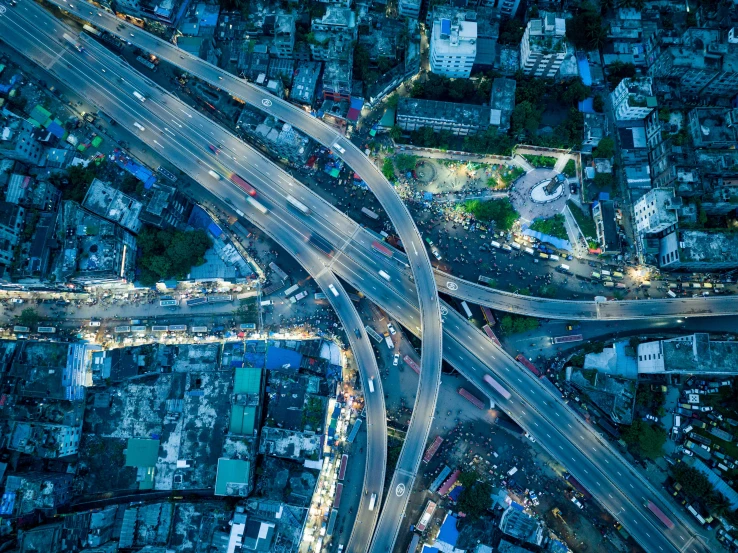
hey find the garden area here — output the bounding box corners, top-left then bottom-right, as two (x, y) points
(567, 200), (598, 241)
(529, 214), (568, 240)
(461, 198), (519, 231)
(522, 154), (557, 168)
(488, 165), (524, 188)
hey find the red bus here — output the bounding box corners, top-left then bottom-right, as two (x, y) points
(515, 354), (543, 378)
(646, 500), (675, 529)
(481, 306), (496, 326)
(230, 173), (257, 197)
(482, 325), (501, 346)
(334, 483), (343, 509)
(458, 388), (486, 409)
(403, 355), (420, 375)
(372, 240), (393, 258)
(338, 454), (348, 480)
(423, 436), (443, 463)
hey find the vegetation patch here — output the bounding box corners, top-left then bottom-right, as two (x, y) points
(461, 198), (519, 231)
(530, 214), (568, 240)
(522, 154), (556, 168)
(567, 200), (597, 240)
(137, 226), (212, 285)
(499, 314), (539, 334)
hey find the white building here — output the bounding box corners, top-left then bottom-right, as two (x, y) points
(398, 0), (421, 19)
(430, 15), (477, 78)
(519, 14), (567, 78)
(610, 78), (661, 150)
(633, 187), (679, 235)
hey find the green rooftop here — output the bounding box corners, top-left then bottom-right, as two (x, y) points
(215, 458), (252, 496)
(124, 438), (160, 467)
(234, 366), (261, 395)
(229, 404), (257, 435)
(29, 105), (51, 126)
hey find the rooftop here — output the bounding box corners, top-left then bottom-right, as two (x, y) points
(82, 179), (143, 234)
(398, 97), (493, 128)
(659, 334), (738, 374)
(679, 230), (738, 263)
(499, 506), (544, 545)
(259, 427), (322, 461)
(526, 14), (566, 51)
(688, 108), (738, 147)
(432, 18), (477, 58)
(215, 458), (252, 496)
(291, 61), (322, 104)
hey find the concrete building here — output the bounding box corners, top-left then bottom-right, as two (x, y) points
(0, 472), (73, 517)
(0, 201), (25, 270)
(270, 14), (296, 59)
(309, 7), (356, 63)
(397, 97), (494, 136)
(520, 14), (567, 78)
(82, 179), (143, 234)
(582, 112), (608, 154)
(592, 199), (620, 254)
(633, 187), (679, 235)
(478, 0), (520, 19)
(637, 334), (738, 375)
(7, 421), (83, 458)
(499, 506), (544, 546)
(650, 28), (738, 99)
(429, 13), (477, 78)
(321, 60), (353, 102)
(291, 61), (322, 106)
(236, 107), (314, 164)
(0, 122), (44, 165)
(489, 77), (516, 132)
(659, 230), (738, 271)
(687, 108), (738, 149)
(610, 78), (660, 150)
(398, 0), (421, 19)
(475, 8), (500, 67)
(57, 201), (137, 286)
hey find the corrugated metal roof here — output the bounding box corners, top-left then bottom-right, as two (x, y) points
(234, 366), (261, 394)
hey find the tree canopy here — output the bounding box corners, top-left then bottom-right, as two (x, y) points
(457, 480), (492, 518)
(137, 227), (212, 285)
(499, 314), (539, 334)
(18, 308), (40, 328)
(621, 420), (666, 459)
(463, 198), (519, 230)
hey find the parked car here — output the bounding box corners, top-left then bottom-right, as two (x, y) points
(529, 491), (540, 506)
(644, 414), (659, 423)
(89, 321), (101, 327)
(571, 497), (584, 509)
(387, 322), (397, 336)
(10, 298), (24, 304)
(392, 354), (400, 367)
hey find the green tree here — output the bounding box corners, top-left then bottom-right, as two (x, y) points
(621, 420), (666, 459)
(593, 172), (613, 190)
(457, 480), (492, 519)
(606, 61), (637, 86)
(559, 78), (591, 106)
(18, 308), (40, 328)
(499, 314), (539, 334)
(386, 94), (399, 108)
(382, 158), (395, 181)
(137, 227), (212, 285)
(463, 198), (519, 231)
(593, 95), (605, 112)
(498, 17), (526, 45)
(671, 464), (715, 500)
(593, 136), (615, 158)
(388, 125), (402, 141)
(394, 154), (418, 173)
(511, 101), (542, 136)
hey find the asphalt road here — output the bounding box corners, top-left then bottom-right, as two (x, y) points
(41, 5), (445, 551)
(0, 9), (717, 553)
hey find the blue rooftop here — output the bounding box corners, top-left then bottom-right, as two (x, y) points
(577, 53), (592, 86)
(265, 346), (302, 372)
(437, 514), (459, 546)
(441, 19), (451, 35)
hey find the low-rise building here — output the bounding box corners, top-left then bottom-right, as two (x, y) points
(236, 106), (314, 165)
(309, 7), (356, 63)
(520, 14), (567, 78)
(291, 61), (322, 106)
(0, 201), (25, 270)
(82, 179), (143, 234)
(397, 97), (494, 136)
(0, 472), (73, 517)
(610, 78), (660, 150)
(499, 506), (544, 546)
(57, 201), (137, 285)
(592, 199), (620, 254)
(659, 230), (738, 271)
(687, 107), (738, 149)
(637, 334), (738, 375)
(321, 60), (352, 102)
(7, 421), (82, 458)
(398, 0), (421, 19)
(489, 77), (516, 132)
(270, 13), (296, 59)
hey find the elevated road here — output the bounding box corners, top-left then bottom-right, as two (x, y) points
(0, 10), (716, 553)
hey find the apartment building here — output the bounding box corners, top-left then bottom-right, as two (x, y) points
(430, 14), (477, 78)
(519, 14), (567, 78)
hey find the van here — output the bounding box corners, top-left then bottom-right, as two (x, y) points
(558, 264), (570, 272)
(591, 272), (601, 279)
(674, 416), (681, 427)
(333, 143), (346, 155)
(491, 241), (502, 249)
(668, 290), (677, 298)
(133, 122), (145, 131)
(524, 247), (535, 256)
(683, 425), (693, 434)
(601, 270), (611, 277)
(549, 254), (560, 261)
(501, 244), (512, 252)
(260, 300), (273, 306)
(378, 270), (391, 281)
(511, 242), (521, 250)
(507, 467), (518, 476)
(539, 252), (549, 259)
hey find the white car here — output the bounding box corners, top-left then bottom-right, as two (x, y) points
(681, 448), (694, 457)
(699, 406), (713, 412)
(387, 322), (397, 336)
(89, 321), (101, 327)
(644, 414), (659, 423)
(529, 491), (539, 506)
(571, 497), (584, 509)
(10, 298), (24, 304)
(393, 354), (400, 367)
(432, 249), (442, 261)
(524, 432), (536, 443)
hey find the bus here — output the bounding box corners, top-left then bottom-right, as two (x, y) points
(458, 388), (486, 409)
(334, 483), (344, 509)
(403, 355), (421, 375)
(482, 325), (501, 346)
(365, 326), (383, 343)
(338, 454), (348, 480)
(371, 240), (393, 258)
(328, 284), (339, 297)
(169, 325), (187, 332)
(553, 334), (584, 344)
(361, 207), (379, 219)
(152, 325), (169, 332)
(136, 56), (156, 70)
(646, 500), (675, 529)
(367, 377), (375, 393)
(327, 509), (338, 535)
(460, 301), (473, 319)
(191, 326), (208, 333)
(132, 90), (145, 102)
(187, 297), (207, 307)
(478, 275), (495, 286)
(283, 284), (300, 297)
(230, 173), (257, 196)
(515, 354), (543, 377)
(114, 326), (131, 333)
(423, 436), (443, 464)
(82, 24), (101, 36)
(484, 374), (511, 400)
(481, 306), (496, 326)
(247, 197), (268, 214)
(159, 299), (178, 307)
(416, 500), (437, 532)
(37, 327), (56, 333)
(286, 194), (310, 215)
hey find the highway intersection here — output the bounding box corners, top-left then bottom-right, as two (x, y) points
(0, 3), (729, 552)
